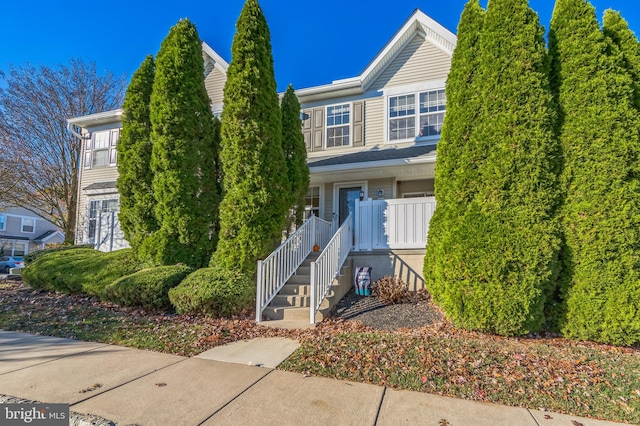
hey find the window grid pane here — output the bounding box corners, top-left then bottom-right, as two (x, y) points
(93, 150), (109, 167)
(326, 104), (350, 147)
(420, 90), (446, 113)
(419, 112), (445, 137)
(389, 95), (415, 118)
(327, 127), (350, 147)
(389, 117), (415, 141)
(94, 131), (110, 149)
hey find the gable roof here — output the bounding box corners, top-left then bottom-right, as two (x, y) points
(295, 9), (456, 103)
(33, 230), (65, 243)
(202, 42), (229, 78)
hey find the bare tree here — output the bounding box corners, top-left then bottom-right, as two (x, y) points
(0, 59), (126, 243)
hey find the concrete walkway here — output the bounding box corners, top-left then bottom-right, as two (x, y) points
(0, 330), (624, 426)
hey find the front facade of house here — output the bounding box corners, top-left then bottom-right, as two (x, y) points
(69, 9), (454, 287)
(0, 205), (65, 256)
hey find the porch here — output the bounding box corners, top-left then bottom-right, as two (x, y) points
(256, 196), (436, 326)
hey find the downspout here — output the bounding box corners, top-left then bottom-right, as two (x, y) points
(66, 120), (84, 140)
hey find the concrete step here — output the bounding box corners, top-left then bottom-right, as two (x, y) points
(262, 306), (322, 323)
(287, 274), (310, 285)
(270, 294), (311, 308)
(300, 254), (320, 268)
(295, 265), (311, 275)
(279, 283), (311, 296)
(258, 319), (316, 330)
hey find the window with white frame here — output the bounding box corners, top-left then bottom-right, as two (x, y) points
(389, 94), (416, 140)
(84, 129), (119, 169)
(21, 218), (35, 233)
(13, 243), (26, 256)
(87, 198), (119, 241)
(0, 215), (5, 231)
(304, 186), (320, 220)
(326, 104), (350, 148)
(388, 89), (446, 141)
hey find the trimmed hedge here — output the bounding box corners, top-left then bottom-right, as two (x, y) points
(23, 245), (92, 265)
(104, 265), (193, 309)
(168, 266), (254, 316)
(22, 248), (140, 298)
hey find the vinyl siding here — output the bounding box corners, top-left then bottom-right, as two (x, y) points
(367, 178), (395, 199)
(205, 67), (227, 104)
(398, 179), (434, 196)
(368, 35), (451, 93)
(75, 165), (120, 245)
(364, 98), (384, 147)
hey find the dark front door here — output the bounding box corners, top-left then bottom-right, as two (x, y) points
(338, 187), (362, 227)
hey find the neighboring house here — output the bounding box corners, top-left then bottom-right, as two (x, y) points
(0, 204), (65, 256)
(68, 9), (454, 288)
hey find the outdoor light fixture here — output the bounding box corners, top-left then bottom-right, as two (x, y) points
(359, 191), (365, 201)
(377, 189), (384, 198)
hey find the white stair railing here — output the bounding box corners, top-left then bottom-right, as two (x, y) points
(256, 215), (333, 322)
(309, 213), (352, 324)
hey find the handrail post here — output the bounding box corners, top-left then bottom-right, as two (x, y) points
(256, 260), (264, 323)
(310, 261), (316, 324)
(312, 215), (316, 251)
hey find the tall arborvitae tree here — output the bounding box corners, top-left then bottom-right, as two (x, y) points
(424, 0), (485, 310)
(603, 9), (640, 109)
(212, 0), (288, 274)
(430, 0), (561, 336)
(143, 19), (220, 268)
(281, 84), (309, 228)
(117, 55), (157, 254)
(550, 0), (640, 345)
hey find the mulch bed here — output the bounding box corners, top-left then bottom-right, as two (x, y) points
(329, 288), (445, 331)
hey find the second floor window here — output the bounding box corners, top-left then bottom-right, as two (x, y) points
(85, 129), (119, 169)
(21, 218), (35, 233)
(0, 215), (5, 231)
(326, 104), (350, 148)
(389, 89), (446, 141)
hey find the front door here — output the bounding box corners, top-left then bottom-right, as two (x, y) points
(338, 187), (361, 227)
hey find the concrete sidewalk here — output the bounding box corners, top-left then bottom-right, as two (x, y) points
(0, 331), (624, 426)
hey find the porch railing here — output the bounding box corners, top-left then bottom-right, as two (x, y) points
(354, 197), (436, 250)
(309, 213), (352, 324)
(256, 215), (333, 322)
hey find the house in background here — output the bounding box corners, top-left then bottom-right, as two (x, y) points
(0, 204), (65, 256)
(68, 9), (454, 290)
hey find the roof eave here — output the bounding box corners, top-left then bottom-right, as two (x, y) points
(67, 109), (123, 129)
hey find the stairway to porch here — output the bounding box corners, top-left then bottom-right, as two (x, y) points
(260, 253), (352, 329)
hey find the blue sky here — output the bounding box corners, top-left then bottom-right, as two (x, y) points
(1, 1), (638, 92)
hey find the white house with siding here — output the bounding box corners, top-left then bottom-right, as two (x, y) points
(68, 9), (454, 321)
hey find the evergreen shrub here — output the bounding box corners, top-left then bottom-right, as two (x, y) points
(22, 248), (139, 298)
(168, 266), (254, 316)
(104, 265), (193, 309)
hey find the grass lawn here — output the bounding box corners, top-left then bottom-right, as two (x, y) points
(1, 280), (638, 424)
